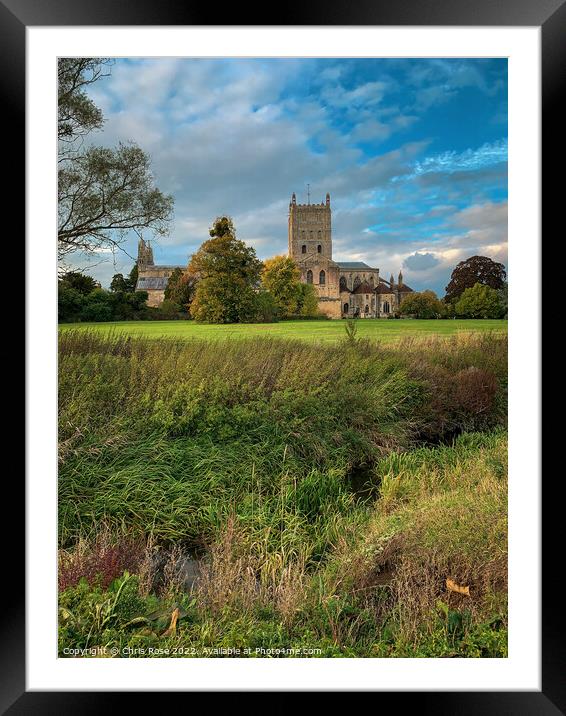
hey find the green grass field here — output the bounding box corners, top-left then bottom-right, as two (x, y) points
(59, 318), (507, 343)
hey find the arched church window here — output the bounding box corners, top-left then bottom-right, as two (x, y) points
(306, 270), (313, 284)
(319, 270), (326, 285)
(383, 301), (390, 314)
(353, 276), (361, 289)
(317, 245), (322, 253)
(339, 276), (347, 291)
(302, 245), (306, 254)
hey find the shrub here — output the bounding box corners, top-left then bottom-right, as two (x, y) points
(154, 300), (184, 319)
(59, 530), (146, 591)
(80, 301), (114, 322)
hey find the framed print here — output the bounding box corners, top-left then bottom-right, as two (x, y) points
(11, 0), (555, 709)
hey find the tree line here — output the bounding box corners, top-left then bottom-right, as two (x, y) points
(59, 241), (507, 323)
(397, 255), (507, 319)
(59, 216), (321, 323)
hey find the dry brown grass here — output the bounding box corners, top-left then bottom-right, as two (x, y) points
(195, 515), (307, 624)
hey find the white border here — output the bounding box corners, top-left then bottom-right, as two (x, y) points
(27, 26), (540, 691)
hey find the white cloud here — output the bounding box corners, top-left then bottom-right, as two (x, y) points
(67, 59), (507, 296)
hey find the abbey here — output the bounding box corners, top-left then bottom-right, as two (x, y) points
(136, 191), (414, 316)
(288, 192), (413, 319)
(135, 238), (185, 307)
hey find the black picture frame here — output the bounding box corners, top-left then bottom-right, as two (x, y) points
(12, 0), (553, 710)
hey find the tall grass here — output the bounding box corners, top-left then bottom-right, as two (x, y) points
(59, 331), (506, 547)
(58, 331), (507, 657)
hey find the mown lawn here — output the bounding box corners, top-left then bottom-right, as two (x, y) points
(59, 318), (507, 344)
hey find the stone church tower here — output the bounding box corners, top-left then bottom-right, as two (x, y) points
(135, 237), (185, 307)
(288, 192), (342, 318)
(288, 192), (332, 259)
(137, 238), (154, 268)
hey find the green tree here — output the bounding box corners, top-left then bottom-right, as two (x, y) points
(188, 217), (263, 323)
(127, 263), (139, 291)
(58, 287), (85, 322)
(164, 268), (196, 312)
(455, 283), (504, 319)
(400, 290), (446, 319)
(110, 289), (149, 320)
(59, 271), (99, 295)
(497, 283), (508, 319)
(444, 255), (506, 305)
(80, 288), (115, 322)
(253, 290), (279, 323)
(155, 299), (183, 319)
(261, 255), (301, 317)
(296, 282), (320, 317)
(58, 58), (109, 149)
(109, 273), (129, 293)
(58, 59), (173, 261)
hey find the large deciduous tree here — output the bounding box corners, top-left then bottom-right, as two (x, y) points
(399, 290), (446, 319)
(58, 58), (173, 261)
(58, 58), (109, 151)
(296, 283), (319, 317)
(455, 283), (504, 319)
(444, 255), (506, 304)
(261, 255), (301, 317)
(164, 267), (196, 312)
(188, 217), (263, 323)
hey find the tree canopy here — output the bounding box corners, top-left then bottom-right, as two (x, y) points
(295, 282), (319, 317)
(59, 270), (100, 295)
(261, 255), (302, 318)
(455, 283), (504, 319)
(444, 255), (506, 304)
(399, 290), (445, 319)
(164, 268), (196, 312)
(188, 217), (263, 323)
(58, 58), (173, 262)
(58, 270), (150, 322)
(58, 58), (110, 150)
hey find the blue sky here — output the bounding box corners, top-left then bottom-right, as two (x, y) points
(75, 57), (507, 294)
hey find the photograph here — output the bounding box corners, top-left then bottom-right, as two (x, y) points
(56, 56), (510, 660)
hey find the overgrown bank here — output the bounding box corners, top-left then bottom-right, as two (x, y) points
(58, 331), (507, 657)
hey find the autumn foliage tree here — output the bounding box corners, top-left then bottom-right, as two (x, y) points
(444, 255), (506, 305)
(164, 268), (196, 312)
(188, 217), (263, 323)
(261, 255), (302, 317)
